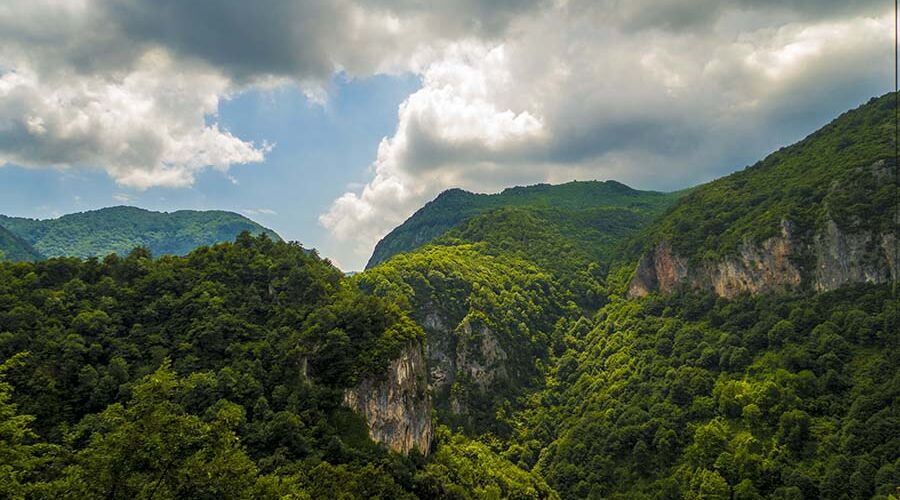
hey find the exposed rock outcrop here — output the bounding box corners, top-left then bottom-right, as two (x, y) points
(419, 306), (511, 417)
(629, 219), (897, 298)
(343, 342), (432, 455)
(628, 241), (688, 296)
(814, 219), (897, 292)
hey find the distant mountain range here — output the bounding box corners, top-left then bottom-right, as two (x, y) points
(0, 206), (280, 261)
(367, 180), (683, 268)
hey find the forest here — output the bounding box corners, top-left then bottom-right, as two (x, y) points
(3, 234), (896, 498)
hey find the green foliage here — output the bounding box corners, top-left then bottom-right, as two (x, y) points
(59, 361), (261, 499)
(0, 206), (281, 259)
(0, 225), (42, 262)
(0, 232), (548, 497)
(360, 244), (575, 433)
(0, 235), (394, 493)
(367, 180), (681, 268)
(416, 427), (559, 499)
(509, 285), (899, 498)
(0, 353), (59, 498)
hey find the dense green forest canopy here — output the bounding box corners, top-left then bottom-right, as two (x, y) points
(0, 206), (281, 260)
(513, 285), (899, 499)
(367, 180), (682, 268)
(361, 201), (899, 499)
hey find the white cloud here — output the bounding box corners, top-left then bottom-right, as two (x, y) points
(242, 208), (277, 217)
(319, 42), (545, 254)
(0, 51), (269, 189)
(321, 4), (893, 268)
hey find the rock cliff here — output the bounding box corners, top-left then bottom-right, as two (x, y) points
(628, 218), (897, 298)
(343, 342), (433, 455)
(422, 310), (510, 416)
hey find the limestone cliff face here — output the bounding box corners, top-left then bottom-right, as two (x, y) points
(420, 306), (510, 417)
(814, 219), (897, 292)
(629, 219), (897, 298)
(628, 241), (689, 296)
(343, 342), (432, 455)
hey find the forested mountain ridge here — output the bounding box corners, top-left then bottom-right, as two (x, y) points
(366, 180), (682, 268)
(628, 92), (898, 298)
(0, 206), (281, 259)
(0, 234), (554, 497)
(358, 183), (680, 432)
(356, 92), (900, 498)
(0, 225), (42, 262)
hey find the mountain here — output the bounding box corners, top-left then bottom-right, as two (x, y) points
(366, 180), (681, 268)
(0, 206), (282, 259)
(628, 92), (898, 298)
(0, 224), (42, 261)
(360, 182), (683, 431)
(358, 93), (899, 498)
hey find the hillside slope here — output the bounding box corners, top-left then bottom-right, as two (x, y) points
(0, 225), (42, 261)
(0, 206), (282, 259)
(367, 180), (681, 268)
(0, 234), (557, 497)
(361, 183), (682, 431)
(355, 92), (900, 498)
(628, 92), (898, 298)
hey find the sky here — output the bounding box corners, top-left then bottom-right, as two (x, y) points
(0, 0), (894, 270)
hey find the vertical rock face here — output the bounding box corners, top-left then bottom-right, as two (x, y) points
(628, 241), (688, 296)
(708, 220), (802, 298)
(343, 342), (433, 455)
(419, 307), (510, 417)
(629, 219), (896, 298)
(814, 219), (898, 292)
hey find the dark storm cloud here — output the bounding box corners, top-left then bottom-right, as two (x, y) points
(99, 0), (344, 81)
(576, 0), (889, 33)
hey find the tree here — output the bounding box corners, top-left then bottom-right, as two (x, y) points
(687, 469), (730, 500)
(59, 361), (260, 499)
(0, 353), (57, 497)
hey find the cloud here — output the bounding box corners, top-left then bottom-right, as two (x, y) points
(0, 57), (270, 189)
(321, 2), (893, 267)
(0, 0), (535, 189)
(242, 208), (277, 217)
